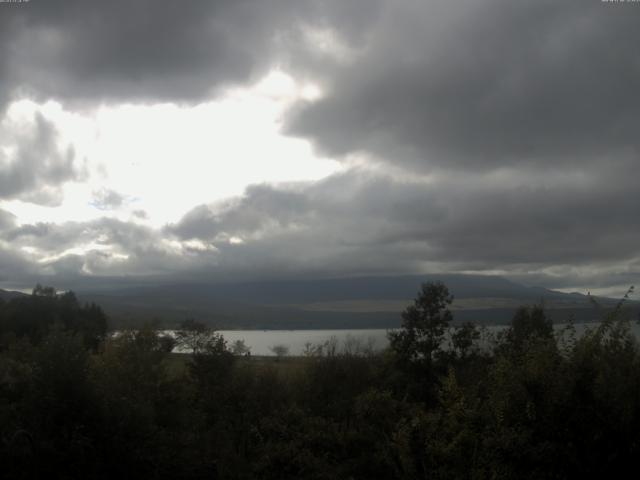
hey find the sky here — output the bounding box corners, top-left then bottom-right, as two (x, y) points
(0, 0), (639, 296)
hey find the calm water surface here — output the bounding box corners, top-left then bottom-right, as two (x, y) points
(170, 321), (640, 356)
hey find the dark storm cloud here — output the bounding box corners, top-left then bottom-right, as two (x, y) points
(0, 0), (379, 109)
(168, 162), (640, 287)
(4, 0), (638, 172)
(170, 166), (640, 275)
(0, 113), (80, 205)
(1, 0), (638, 293)
(2, 164), (639, 291)
(0, 249), (35, 285)
(289, 0), (640, 172)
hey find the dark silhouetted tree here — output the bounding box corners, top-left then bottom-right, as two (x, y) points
(269, 344), (289, 359)
(389, 281), (453, 366)
(503, 305), (553, 353)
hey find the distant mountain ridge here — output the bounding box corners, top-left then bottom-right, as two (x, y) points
(83, 274), (583, 303)
(0, 289), (28, 302)
(71, 274), (629, 329)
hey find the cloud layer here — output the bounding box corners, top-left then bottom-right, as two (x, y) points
(0, 112), (81, 205)
(0, 0), (379, 109)
(289, 0), (640, 173)
(2, 165), (638, 293)
(1, 0), (639, 295)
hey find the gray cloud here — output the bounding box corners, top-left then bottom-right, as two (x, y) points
(288, 0), (640, 172)
(0, 209), (16, 231)
(169, 166), (640, 285)
(5, 0), (638, 172)
(1, 164), (638, 293)
(0, 249), (35, 285)
(90, 188), (126, 211)
(0, 209), (37, 285)
(6, 217), (159, 257)
(0, 0), (380, 109)
(2, 216), (218, 281)
(169, 185), (311, 241)
(2, 0), (263, 107)
(1, 0), (638, 295)
(132, 210), (148, 220)
(0, 112), (80, 205)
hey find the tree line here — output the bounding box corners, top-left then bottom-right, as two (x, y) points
(1, 282), (639, 479)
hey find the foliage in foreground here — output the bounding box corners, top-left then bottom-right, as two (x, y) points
(1, 283), (639, 479)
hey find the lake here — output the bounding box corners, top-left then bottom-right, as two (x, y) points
(174, 321), (640, 356)
(215, 329), (389, 356)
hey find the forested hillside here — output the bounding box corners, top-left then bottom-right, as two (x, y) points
(1, 283), (639, 479)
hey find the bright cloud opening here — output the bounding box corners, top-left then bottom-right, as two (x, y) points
(0, 70), (338, 228)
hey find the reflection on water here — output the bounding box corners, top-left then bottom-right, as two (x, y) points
(161, 321), (640, 356)
(215, 329), (388, 356)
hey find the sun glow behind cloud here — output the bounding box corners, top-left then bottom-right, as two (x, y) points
(0, 70), (336, 228)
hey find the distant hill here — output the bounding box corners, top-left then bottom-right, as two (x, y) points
(0, 289), (28, 302)
(73, 274), (633, 330)
(95, 274), (575, 303)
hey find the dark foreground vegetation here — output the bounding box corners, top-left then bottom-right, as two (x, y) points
(1, 283), (639, 479)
